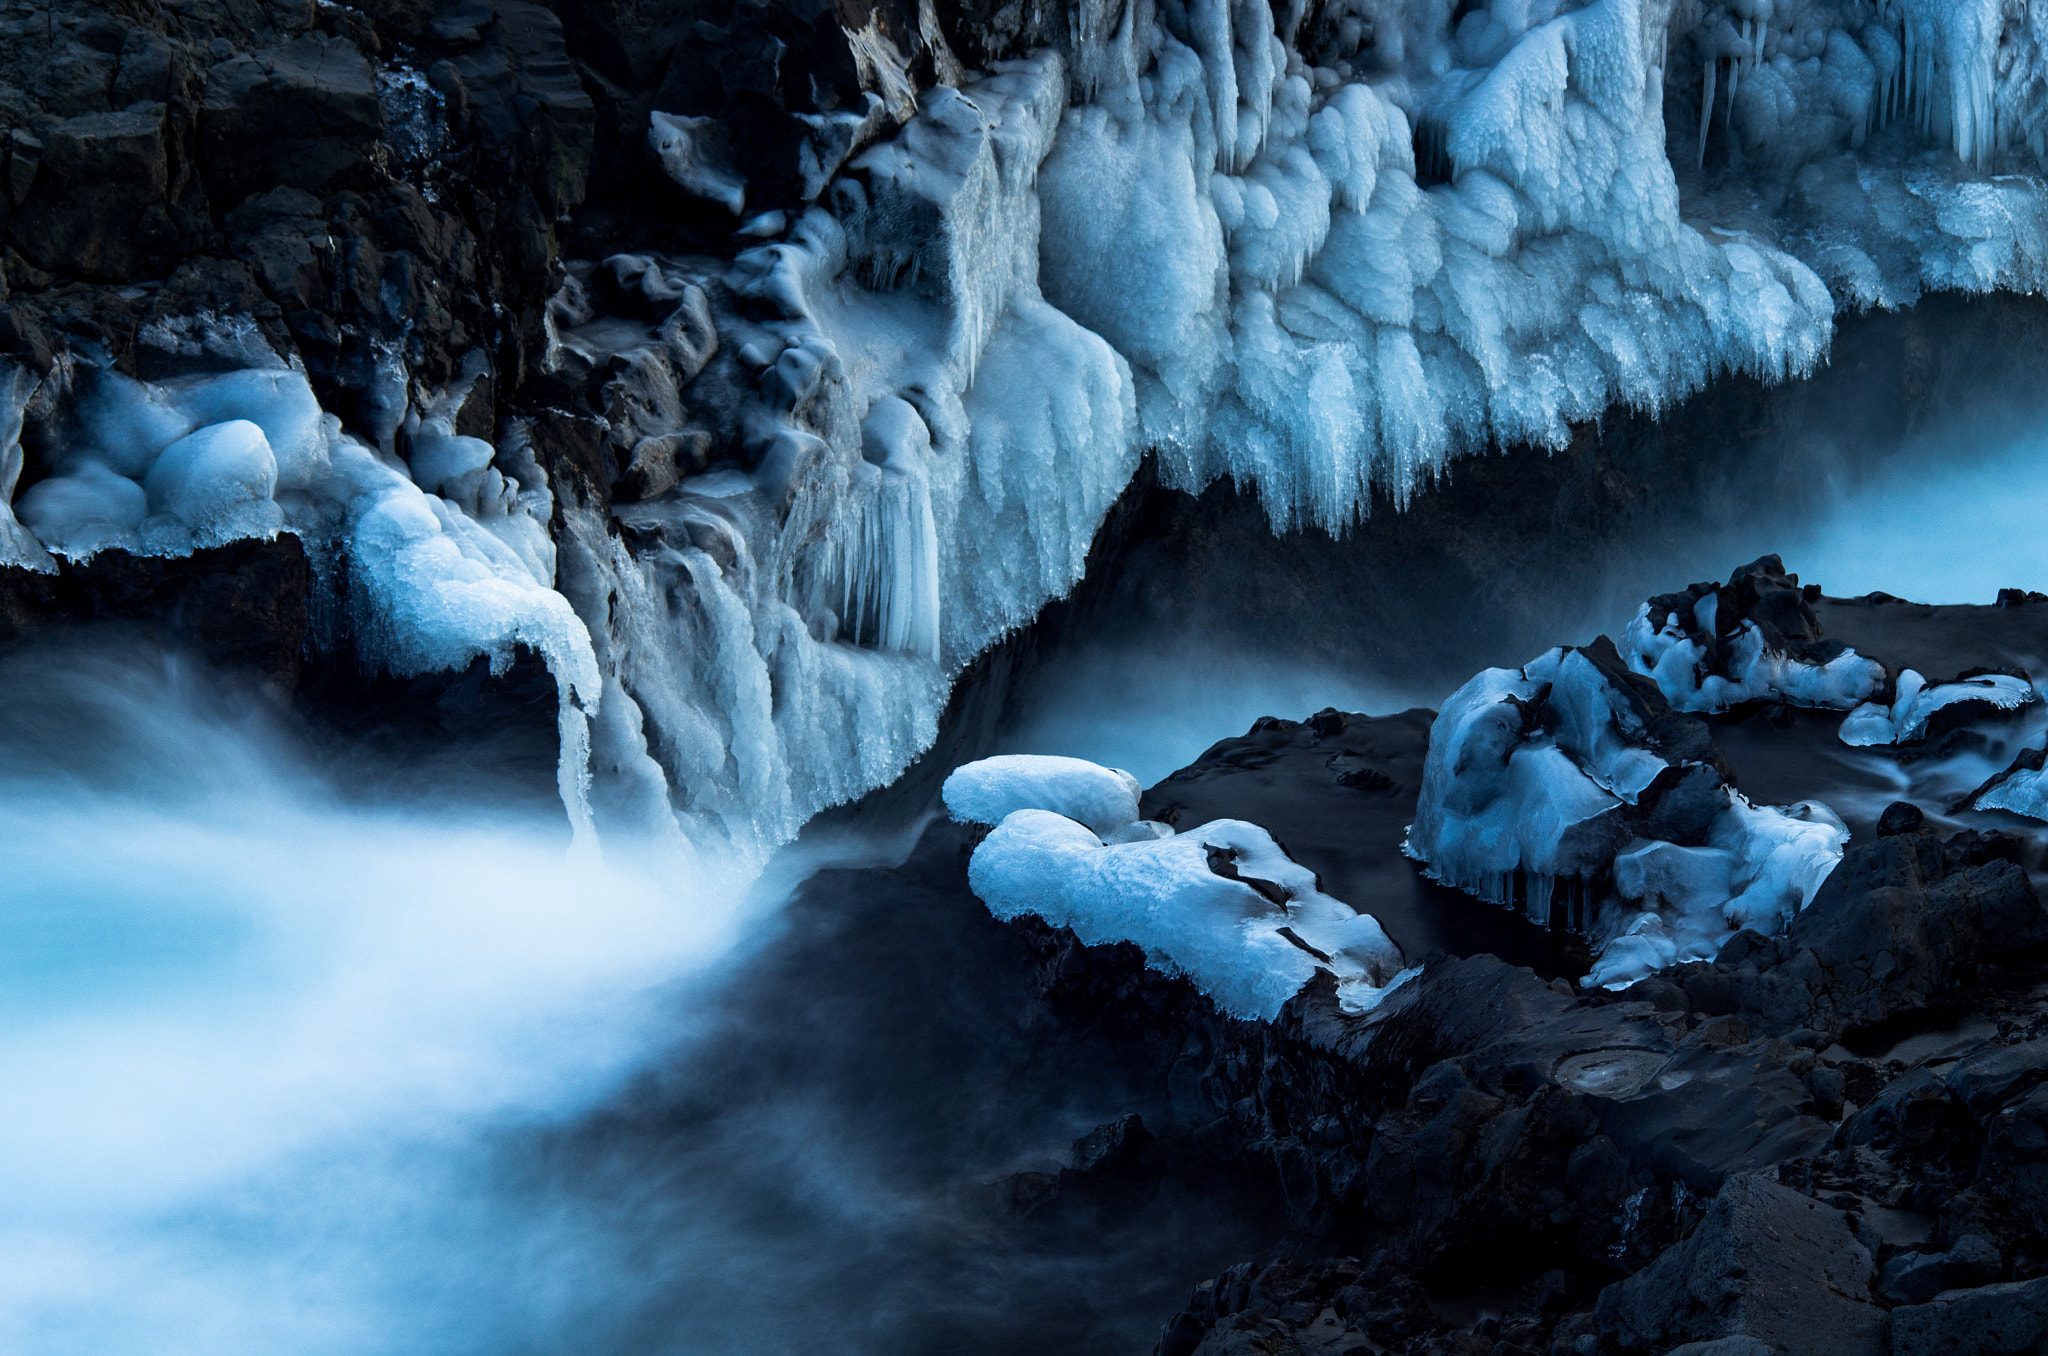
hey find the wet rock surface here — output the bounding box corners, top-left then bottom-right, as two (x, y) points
(874, 568), (2048, 1355)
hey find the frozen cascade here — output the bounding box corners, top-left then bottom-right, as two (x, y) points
(12, 5), (2048, 870)
(6, 349), (606, 851)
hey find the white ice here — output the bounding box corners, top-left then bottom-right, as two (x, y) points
(942, 753), (1145, 838)
(952, 754), (1410, 1019)
(1409, 645), (1848, 988)
(1839, 668), (2037, 746)
(1626, 606), (1886, 713)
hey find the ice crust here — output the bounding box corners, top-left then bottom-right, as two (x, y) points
(1408, 646), (1848, 988)
(953, 753), (1413, 1019)
(1625, 604), (1886, 713)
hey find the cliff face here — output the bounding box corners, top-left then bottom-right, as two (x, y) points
(4, 0), (2048, 852)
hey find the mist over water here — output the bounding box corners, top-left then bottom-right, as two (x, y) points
(1002, 383), (2048, 782)
(0, 643), (771, 1354)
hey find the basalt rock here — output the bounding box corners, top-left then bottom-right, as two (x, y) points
(1594, 1173), (1885, 1356)
(1656, 825), (2048, 1039)
(0, 533), (307, 686)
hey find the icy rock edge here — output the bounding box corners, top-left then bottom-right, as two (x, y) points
(14, 0), (2048, 863)
(1406, 640), (1848, 989)
(947, 754), (1416, 1020)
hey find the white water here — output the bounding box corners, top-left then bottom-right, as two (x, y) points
(0, 647), (776, 1354)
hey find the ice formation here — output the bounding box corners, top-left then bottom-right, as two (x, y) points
(1406, 641), (1847, 988)
(1839, 667), (2038, 746)
(942, 754), (1149, 838)
(1623, 555), (1886, 713)
(12, 2), (2048, 867)
(4, 351), (604, 847)
(1964, 744), (2048, 820)
(952, 754), (1412, 1019)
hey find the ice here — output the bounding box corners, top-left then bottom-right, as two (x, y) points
(648, 111), (747, 216)
(17, 459), (148, 557)
(0, 362), (54, 572)
(942, 754), (1143, 837)
(1626, 606), (1886, 712)
(967, 804), (1412, 1020)
(17, 2), (2048, 876)
(1839, 668), (2038, 746)
(141, 421), (285, 549)
(1409, 643), (1847, 989)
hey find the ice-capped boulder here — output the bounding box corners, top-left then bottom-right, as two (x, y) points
(950, 753), (1410, 1019)
(1839, 668), (2036, 747)
(1408, 637), (1847, 989)
(1625, 555), (1886, 714)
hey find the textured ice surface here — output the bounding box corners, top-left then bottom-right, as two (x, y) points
(943, 754), (1143, 837)
(1626, 605), (1887, 713)
(1839, 668), (2038, 745)
(1408, 646), (1847, 988)
(957, 754), (1412, 1019)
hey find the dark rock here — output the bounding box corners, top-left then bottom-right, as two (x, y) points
(1730, 828), (2048, 1035)
(1878, 800), (1925, 836)
(1880, 1234), (2001, 1303)
(8, 108), (170, 278)
(0, 535), (308, 686)
(197, 37), (382, 206)
(1594, 1173), (1883, 1356)
(1979, 1084), (2048, 1236)
(1890, 1275), (2048, 1356)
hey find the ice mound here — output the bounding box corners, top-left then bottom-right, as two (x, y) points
(1624, 555), (1886, 713)
(955, 757), (1411, 1019)
(943, 754), (1146, 838)
(1407, 639), (1847, 989)
(1839, 668), (2038, 747)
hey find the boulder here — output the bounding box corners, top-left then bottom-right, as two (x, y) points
(1595, 1173), (1884, 1356)
(1879, 1234), (2001, 1304)
(1890, 1276), (2048, 1356)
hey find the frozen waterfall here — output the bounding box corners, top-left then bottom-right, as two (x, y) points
(8, 1), (2048, 863)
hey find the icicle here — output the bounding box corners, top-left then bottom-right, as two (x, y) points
(1698, 57), (1717, 168)
(1726, 52), (1740, 129)
(557, 692), (602, 862)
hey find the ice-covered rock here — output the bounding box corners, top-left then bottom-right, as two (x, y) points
(1964, 745), (2048, 821)
(1407, 638), (1847, 988)
(1625, 555), (1886, 714)
(969, 803), (1412, 1021)
(1839, 668), (2037, 746)
(0, 362), (55, 573)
